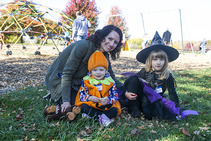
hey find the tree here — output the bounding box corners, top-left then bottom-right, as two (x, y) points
(107, 6), (130, 40)
(62, 0), (100, 34)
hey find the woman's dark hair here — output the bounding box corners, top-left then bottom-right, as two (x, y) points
(86, 25), (123, 60)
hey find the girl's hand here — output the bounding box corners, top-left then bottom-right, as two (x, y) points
(125, 91), (137, 100)
(88, 96), (100, 103)
(100, 97), (108, 106)
(61, 102), (71, 113)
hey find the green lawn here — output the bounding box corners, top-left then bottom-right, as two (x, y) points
(0, 68), (210, 140)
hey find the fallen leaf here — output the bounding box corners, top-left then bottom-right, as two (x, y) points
(202, 123), (207, 126)
(137, 126), (145, 129)
(148, 123), (154, 128)
(22, 126), (27, 132)
(103, 135), (111, 139)
(174, 124), (179, 128)
(79, 130), (89, 137)
(16, 114), (23, 121)
(193, 131), (200, 136)
(0, 109), (6, 113)
(2, 102), (6, 107)
(12, 110), (16, 113)
(9, 126), (12, 131)
(85, 126), (92, 134)
(199, 127), (210, 131)
(75, 136), (84, 141)
(38, 89), (44, 91)
(22, 136), (27, 141)
(17, 124), (22, 128)
(124, 123), (131, 127)
(181, 128), (191, 137)
(131, 128), (137, 135)
(151, 130), (157, 134)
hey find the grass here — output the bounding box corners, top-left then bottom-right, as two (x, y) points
(0, 68), (210, 140)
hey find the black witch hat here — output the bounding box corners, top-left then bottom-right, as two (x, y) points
(136, 31), (179, 64)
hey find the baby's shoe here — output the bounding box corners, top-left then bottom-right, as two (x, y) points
(98, 114), (112, 127)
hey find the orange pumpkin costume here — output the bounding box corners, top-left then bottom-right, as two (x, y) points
(75, 51), (121, 115)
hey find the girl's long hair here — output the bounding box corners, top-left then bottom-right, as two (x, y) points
(145, 50), (169, 80)
(86, 25), (123, 60)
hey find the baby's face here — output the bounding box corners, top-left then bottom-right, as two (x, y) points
(91, 66), (107, 80)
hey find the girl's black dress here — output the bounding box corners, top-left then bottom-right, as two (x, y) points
(122, 68), (180, 120)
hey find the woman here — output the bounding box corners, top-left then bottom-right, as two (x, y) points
(45, 25), (123, 113)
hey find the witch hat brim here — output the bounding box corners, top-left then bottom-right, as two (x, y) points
(136, 31), (179, 64)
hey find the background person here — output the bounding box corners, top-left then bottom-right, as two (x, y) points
(162, 28), (172, 46)
(72, 11), (91, 42)
(200, 38), (207, 55)
(75, 51), (121, 127)
(142, 33), (149, 49)
(45, 25), (123, 113)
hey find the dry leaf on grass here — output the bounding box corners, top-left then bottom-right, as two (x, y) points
(180, 128), (191, 137)
(193, 131), (200, 136)
(79, 130), (89, 137)
(199, 127), (210, 131)
(131, 128), (137, 135)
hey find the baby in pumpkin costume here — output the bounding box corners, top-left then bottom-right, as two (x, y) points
(75, 51), (121, 127)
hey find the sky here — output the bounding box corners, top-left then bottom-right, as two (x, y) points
(1, 0), (210, 41)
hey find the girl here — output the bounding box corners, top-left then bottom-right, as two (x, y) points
(122, 31), (180, 120)
(75, 51), (121, 127)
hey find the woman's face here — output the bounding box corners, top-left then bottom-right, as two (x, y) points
(151, 57), (165, 72)
(99, 31), (120, 52)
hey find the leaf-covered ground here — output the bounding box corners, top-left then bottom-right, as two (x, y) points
(0, 50), (211, 94)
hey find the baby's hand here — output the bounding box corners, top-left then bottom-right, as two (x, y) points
(100, 97), (108, 106)
(88, 96), (100, 103)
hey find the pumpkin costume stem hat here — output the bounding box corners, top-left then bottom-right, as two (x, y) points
(136, 31), (179, 64)
(88, 50), (108, 72)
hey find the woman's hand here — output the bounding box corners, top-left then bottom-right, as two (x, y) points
(88, 96), (100, 103)
(100, 97), (108, 106)
(61, 102), (71, 113)
(125, 91), (137, 100)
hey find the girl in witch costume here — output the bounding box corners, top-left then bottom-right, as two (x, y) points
(121, 31), (181, 120)
(75, 51), (121, 127)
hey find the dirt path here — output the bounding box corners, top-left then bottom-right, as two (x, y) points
(0, 50), (210, 93)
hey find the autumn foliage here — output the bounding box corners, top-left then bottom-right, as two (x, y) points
(107, 6), (129, 39)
